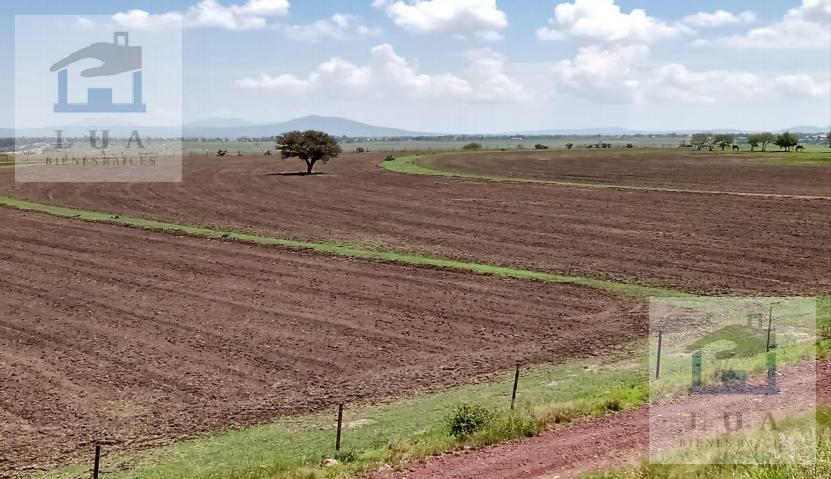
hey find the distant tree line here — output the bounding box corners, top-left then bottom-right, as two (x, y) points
(688, 131), (809, 152)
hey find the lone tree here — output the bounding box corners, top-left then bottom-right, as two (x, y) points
(713, 134), (735, 151)
(747, 135), (759, 151)
(774, 131), (798, 152)
(691, 132), (712, 151)
(757, 132), (775, 151)
(277, 130), (341, 175)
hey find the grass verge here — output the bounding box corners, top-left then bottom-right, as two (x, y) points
(0, 196), (682, 299)
(381, 154), (831, 200)
(36, 351), (648, 479)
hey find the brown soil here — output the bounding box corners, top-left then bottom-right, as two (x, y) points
(2, 153), (828, 294)
(0, 208), (643, 476)
(427, 150), (831, 197)
(374, 359), (831, 479)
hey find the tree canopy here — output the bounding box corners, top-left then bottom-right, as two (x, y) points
(277, 130), (342, 175)
(690, 132), (712, 150)
(713, 134), (735, 151)
(773, 131), (798, 152)
(757, 132), (775, 151)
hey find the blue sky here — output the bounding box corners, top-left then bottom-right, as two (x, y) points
(2, 0), (829, 133)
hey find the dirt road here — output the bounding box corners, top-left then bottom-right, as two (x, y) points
(376, 359), (829, 479)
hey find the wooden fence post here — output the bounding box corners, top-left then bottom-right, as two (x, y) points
(655, 330), (663, 379)
(335, 403), (344, 451)
(92, 444), (101, 479)
(510, 363), (521, 410)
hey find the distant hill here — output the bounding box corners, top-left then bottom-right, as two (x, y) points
(783, 126), (830, 134)
(183, 115), (433, 138)
(3, 119), (827, 140)
(516, 127), (644, 136)
(184, 118), (254, 128)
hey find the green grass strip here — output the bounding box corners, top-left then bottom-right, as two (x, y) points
(0, 196), (682, 298)
(37, 351), (648, 479)
(382, 154), (831, 200)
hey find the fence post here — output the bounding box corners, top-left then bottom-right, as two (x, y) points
(691, 351), (702, 389)
(510, 363), (520, 410)
(766, 306), (774, 352)
(655, 330), (663, 379)
(92, 444), (101, 479)
(335, 403), (344, 451)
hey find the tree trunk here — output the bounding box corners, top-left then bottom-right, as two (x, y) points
(305, 159), (314, 175)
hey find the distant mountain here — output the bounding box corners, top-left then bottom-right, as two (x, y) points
(184, 118), (254, 128)
(183, 115), (433, 138)
(3, 119), (827, 140)
(783, 126), (830, 134)
(516, 127), (644, 136)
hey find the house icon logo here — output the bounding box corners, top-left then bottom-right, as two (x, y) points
(51, 32), (146, 113)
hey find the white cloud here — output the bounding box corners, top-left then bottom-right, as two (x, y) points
(552, 45), (829, 104)
(113, 10), (184, 30)
(464, 48), (527, 101)
(373, 0), (508, 40)
(682, 10), (755, 28)
(235, 44), (527, 102)
(552, 44), (647, 101)
(712, 0), (831, 49)
(186, 0), (289, 30)
(114, 0), (289, 31)
(537, 0), (691, 44)
(73, 16), (97, 29)
(274, 14), (376, 42)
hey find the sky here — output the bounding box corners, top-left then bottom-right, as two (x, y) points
(1, 0), (829, 133)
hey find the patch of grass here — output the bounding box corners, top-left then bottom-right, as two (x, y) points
(0, 196), (682, 299)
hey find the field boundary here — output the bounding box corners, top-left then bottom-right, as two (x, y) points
(381, 153), (831, 201)
(0, 196), (685, 298)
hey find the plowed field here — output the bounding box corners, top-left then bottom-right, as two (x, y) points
(0, 208), (642, 475)
(3, 152), (828, 294)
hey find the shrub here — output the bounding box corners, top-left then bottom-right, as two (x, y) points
(447, 403), (493, 438)
(604, 398), (622, 411)
(462, 142), (482, 150)
(333, 449), (357, 463)
(354, 147), (365, 153)
(472, 413), (542, 446)
(534, 143), (549, 150)
(539, 405), (583, 424)
(383, 155), (396, 162)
